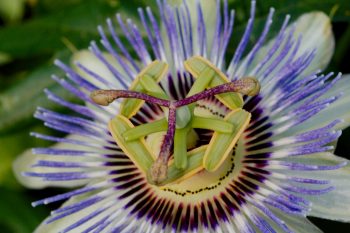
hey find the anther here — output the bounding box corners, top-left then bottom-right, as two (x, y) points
(90, 90), (116, 106)
(233, 77), (260, 96)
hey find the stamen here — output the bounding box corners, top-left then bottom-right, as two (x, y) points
(185, 56), (244, 109)
(191, 116), (234, 133)
(91, 57), (261, 186)
(174, 127), (191, 170)
(139, 74), (169, 99)
(204, 109), (251, 172)
(149, 102), (177, 184)
(122, 118), (168, 141)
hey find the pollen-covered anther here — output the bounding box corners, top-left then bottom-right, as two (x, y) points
(149, 158), (168, 185)
(235, 77), (261, 96)
(90, 89), (170, 107)
(90, 89), (116, 106)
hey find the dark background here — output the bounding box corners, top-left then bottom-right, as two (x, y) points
(0, 0), (349, 232)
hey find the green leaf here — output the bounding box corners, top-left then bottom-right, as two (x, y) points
(0, 0), (25, 24)
(229, 0), (350, 23)
(0, 50), (78, 135)
(332, 25), (350, 71)
(0, 0), (146, 59)
(254, 0), (350, 22)
(0, 188), (48, 233)
(228, 0), (350, 55)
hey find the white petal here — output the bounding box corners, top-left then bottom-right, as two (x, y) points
(271, 209), (323, 233)
(285, 217), (322, 233)
(34, 192), (109, 233)
(305, 155), (350, 222)
(183, 0), (217, 53)
(161, 0), (217, 60)
(71, 49), (126, 89)
(169, 0), (217, 43)
(13, 135), (92, 189)
(311, 74), (350, 129)
(280, 152), (350, 222)
(241, 12), (334, 77)
(292, 12), (335, 74)
(287, 74), (350, 136)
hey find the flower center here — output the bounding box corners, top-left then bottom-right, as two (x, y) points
(91, 56), (260, 186)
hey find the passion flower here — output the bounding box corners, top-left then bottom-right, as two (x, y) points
(14, 0), (350, 232)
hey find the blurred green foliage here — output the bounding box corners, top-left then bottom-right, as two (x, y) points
(0, 0), (349, 232)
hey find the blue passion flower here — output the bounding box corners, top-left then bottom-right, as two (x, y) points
(13, 0), (350, 232)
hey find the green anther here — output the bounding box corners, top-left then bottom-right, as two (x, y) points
(186, 66), (215, 97)
(109, 115), (155, 173)
(185, 66), (215, 114)
(203, 109), (251, 172)
(156, 146), (206, 186)
(140, 74), (169, 100)
(120, 60), (168, 118)
(209, 78), (243, 109)
(174, 126), (191, 170)
(122, 118), (168, 141)
(191, 116), (234, 133)
(185, 56), (244, 110)
(120, 85), (144, 118)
